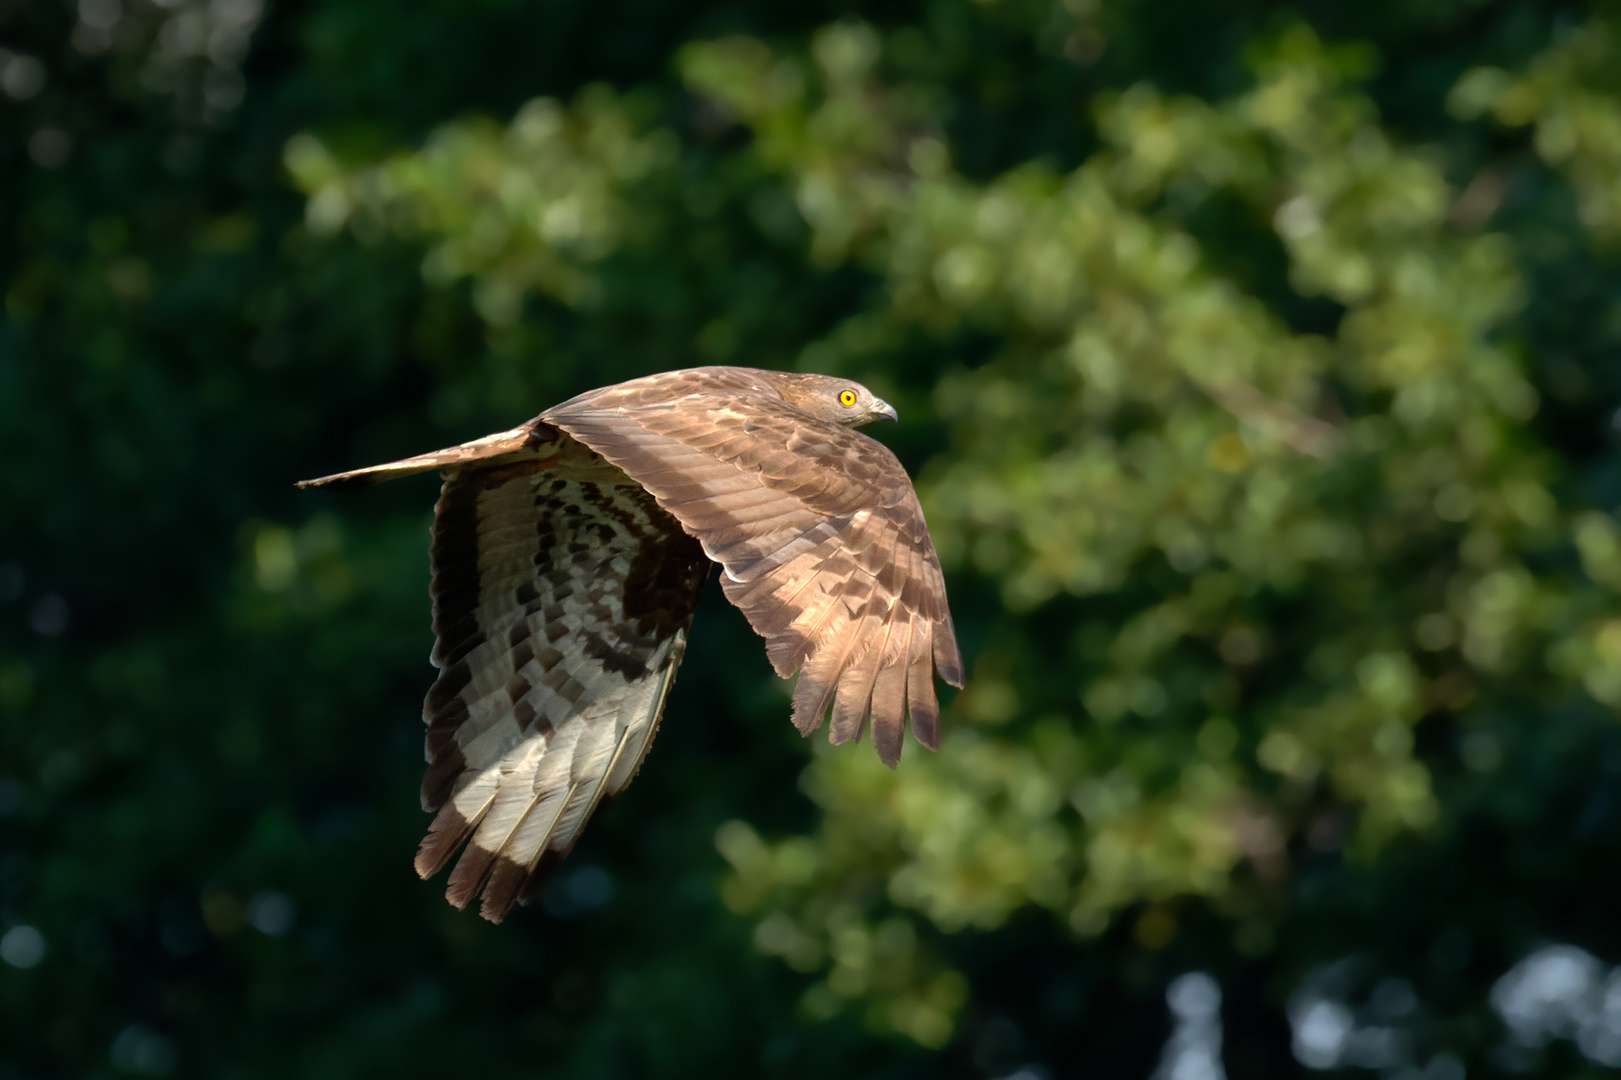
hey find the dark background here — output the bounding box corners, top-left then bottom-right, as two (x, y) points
(4, 0), (1621, 1076)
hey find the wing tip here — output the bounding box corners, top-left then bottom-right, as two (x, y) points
(415, 804), (477, 881)
(444, 840), (502, 911)
(909, 704), (940, 752)
(477, 856), (531, 924)
(474, 823), (587, 923)
(936, 644), (966, 689)
(294, 471), (375, 490)
(827, 660), (875, 749)
(295, 462), (441, 490)
(873, 722), (902, 768)
(791, 674), (834, 736)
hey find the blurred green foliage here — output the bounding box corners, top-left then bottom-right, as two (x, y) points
(7, 0), (1621, 1077)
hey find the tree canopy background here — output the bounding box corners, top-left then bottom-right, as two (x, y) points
(5, 0), (1621, 1076)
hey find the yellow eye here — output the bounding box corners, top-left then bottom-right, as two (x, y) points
(838, 389), (857, 407)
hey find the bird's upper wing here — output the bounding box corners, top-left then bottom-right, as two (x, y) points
(544, 371), (963, 766)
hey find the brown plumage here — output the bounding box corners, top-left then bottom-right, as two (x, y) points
(297, 366), (963, 922)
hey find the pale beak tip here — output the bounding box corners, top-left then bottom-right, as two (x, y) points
(876, 400), (899, 422)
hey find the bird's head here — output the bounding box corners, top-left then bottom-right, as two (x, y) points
(769, 372), (898, 428)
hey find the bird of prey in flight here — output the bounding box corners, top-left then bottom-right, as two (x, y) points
(299, 366), (962, 922)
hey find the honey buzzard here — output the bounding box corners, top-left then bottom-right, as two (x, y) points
(298, 366), (962, 921)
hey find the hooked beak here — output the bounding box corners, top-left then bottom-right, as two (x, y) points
(872, 399), (899, 422)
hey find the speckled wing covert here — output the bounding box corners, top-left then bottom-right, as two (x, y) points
(296, 366), (962, 923)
